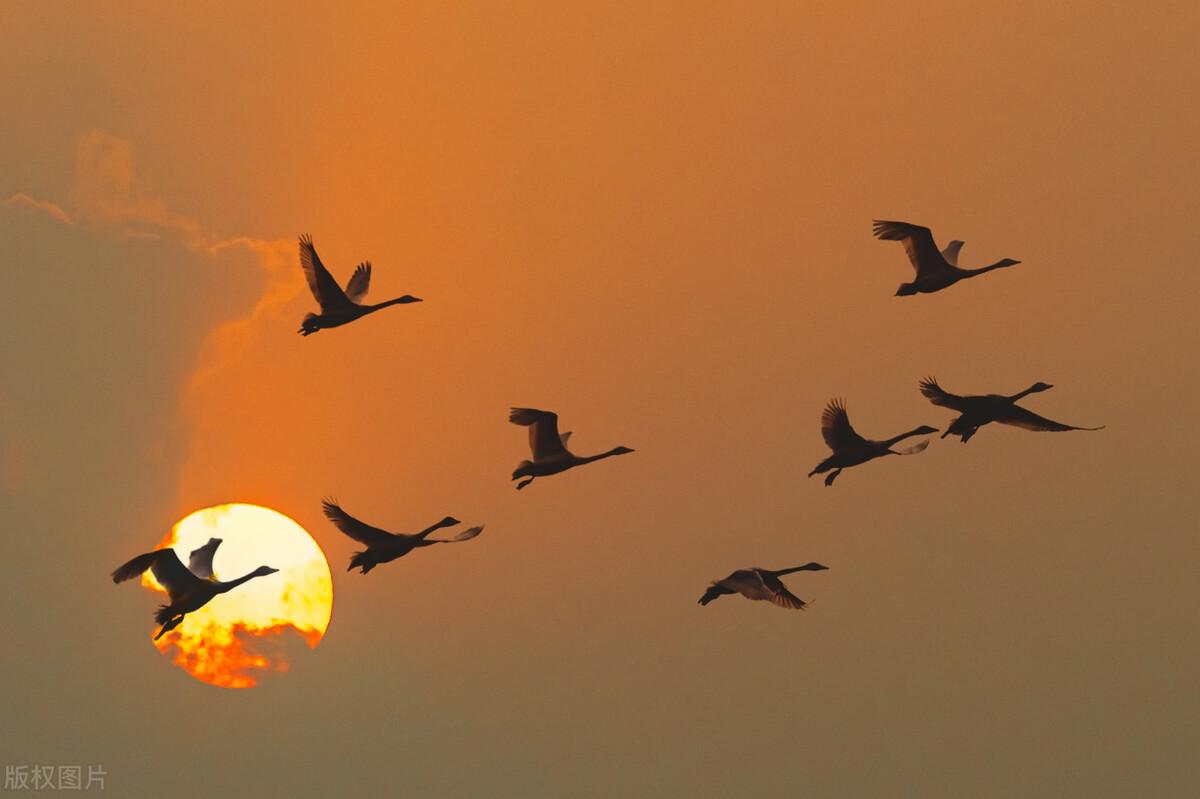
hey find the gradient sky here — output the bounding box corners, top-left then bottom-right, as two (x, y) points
(2, 3), (1198, 797)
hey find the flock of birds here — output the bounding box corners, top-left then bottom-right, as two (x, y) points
(112, 222), (1104, 639)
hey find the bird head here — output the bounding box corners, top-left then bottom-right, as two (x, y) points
(610, 446), (635, 456)
(895, 283), (919, 297)
(398, 295), (423, 304)
(438, 516), (462, 528)
(996, 258), (1021, 268)
(1029, 382), (1053, 393)
(804, 562), (830, 571)
(253, 566), (280, 577)
(913, 425), (939, 435)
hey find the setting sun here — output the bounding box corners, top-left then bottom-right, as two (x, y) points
(141, 504), (333, 688)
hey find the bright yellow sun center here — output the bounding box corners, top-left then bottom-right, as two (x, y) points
(141, 503), (333, 688)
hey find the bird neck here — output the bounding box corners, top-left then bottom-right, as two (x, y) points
(772, 564), (822, 576)
(579, 447), (626, 465)
(415, 519), (455, 539)
(216, 570), (264, 593)
(368, 297), (414, 312)
(882, 428), (927, 448)
(1007, 384), (1040, 402)
(965, 259), (1015, 277)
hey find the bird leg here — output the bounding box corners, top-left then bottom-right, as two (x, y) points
(154, 614), (185, 640)
(823, 469), (842, 487)
(516, 477), (535, 490)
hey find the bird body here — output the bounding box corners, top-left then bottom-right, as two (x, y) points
(872, 220), (1020, 296)
(808, 399), (937, 485)
(322, 500), (483, 574)
(919, 378), (1104, 443)
(297, 234), (421, 335)
(698, 563), (829, 609)
(508, 408), (633, 490)
(111, 540), (279, 639)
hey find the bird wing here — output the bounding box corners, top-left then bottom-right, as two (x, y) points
(344, 261), (372, 303)
(322, 499), (395, 546)
(508, 408), (569, 460)
(872, 220), (951, 279)
(919, 377), (971, 411)
(997, 406), (1104, 433)
(941, 240), (964, 265)
(431, 525), (485, 543)
(559, 431), (572, 447)
(187, 540), (221, 579)
(720, 569), (773, 601)
(299, 234), (353, 311)
(768, 585), (809, 610)
(150, 550), (202, 603)
(820, 399), (868, 452)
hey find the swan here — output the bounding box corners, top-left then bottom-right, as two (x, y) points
(872, 220), (1020, 296)
(698, 563), (829, 609)
(322, 499), (484, 574)
(297, 234), (422, 335)
(919, 377), (1105, 443)
(508, 408), (634, 490)
(808, 399), (937, 486)
(111, 539), (279, 640)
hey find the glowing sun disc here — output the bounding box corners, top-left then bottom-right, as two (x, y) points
(142, 504), (333, 688)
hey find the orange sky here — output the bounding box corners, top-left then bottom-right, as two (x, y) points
(2, 3), (1198, 797)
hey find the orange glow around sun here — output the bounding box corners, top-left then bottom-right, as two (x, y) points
(140, 504), (333, 688)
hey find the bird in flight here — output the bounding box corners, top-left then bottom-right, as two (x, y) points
(111, 538), (279, 640)
(322, 499), (483, 574)
(297, 234), (422, 335)
(698, 564), (829, 609)
(919, 377), (1105, 443)
(872, 220), (1021, 296)
(508, 408), (634, 490)
(808, 399), (937, 486)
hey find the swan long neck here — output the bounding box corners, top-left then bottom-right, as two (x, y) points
(964, 259), (1016, 277)
(216, 570), (267, 594)
(883, 428), (929, 448)
(579, 447), (628, 465)
(1007, 384), (1041, 402)
(772, 564), (823, 576)
(416, 519), (457, 538)
(368, 297), (415, 312)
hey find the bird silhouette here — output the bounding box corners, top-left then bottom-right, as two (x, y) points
(872, 220), (1020, 296)
(322, 499), (483, 574)
(111, 539), (279, 639)
(698, 564), (829, 609)
(808, 399), (937, 486)
(919, 377), (1105, 443)
(297, 234), (422, 335)
(508, 408), (634, 490)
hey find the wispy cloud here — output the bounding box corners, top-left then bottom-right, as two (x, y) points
(5, 192), (74, 225)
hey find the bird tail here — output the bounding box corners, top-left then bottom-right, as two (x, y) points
(698, 586), (723, 606)
(511, 460), (534, 480)
(111, 551), (159, 584)
(348, 551), (376, 574)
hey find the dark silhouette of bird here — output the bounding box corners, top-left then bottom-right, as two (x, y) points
(808, 399), (937, 486)
(872, 220), (1021, 296)
(508, 408), (634, 490)
(297, 234), (422, 335)
(111, 539), (279, 639)
(322, 499), (483, 574)
(698, 564), (829, 609)
(919, 377), (1105, 443)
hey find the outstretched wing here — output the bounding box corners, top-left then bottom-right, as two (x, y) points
(919, 377), (971, 411)
(872, 220), (951, 280)
(820, 399), (867, 452)
(998, 407), (1105, 433)
(509, 408), (569, 461)
(768, 585), (809, 610)
(112, 549), (200, 603)
(322, 499), (395, 546)
(344, 261), (372, 303)
(432, 525), (485, 543)
(187, 539), (221, 580)
(941, 240), (965, 265)
(299, 235), (353, 311)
